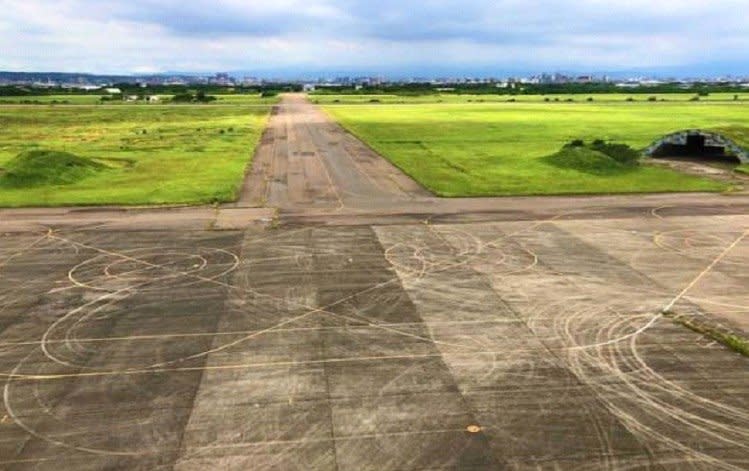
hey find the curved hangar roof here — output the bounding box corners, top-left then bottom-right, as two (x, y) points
(644, 130), (748, 163)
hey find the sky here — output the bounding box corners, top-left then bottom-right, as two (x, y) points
(1, 0), (748, 78)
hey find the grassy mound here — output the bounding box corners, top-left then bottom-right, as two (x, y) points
(0, 150), (106, 187)
(590, 140), (640, 165)
(544, 140), (640, 176)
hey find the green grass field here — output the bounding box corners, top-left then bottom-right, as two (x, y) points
(0, 94), (279, 105)
(325, 100), (749, 196)
(0, 105), (269, 206)
(314, 92), (749, 105)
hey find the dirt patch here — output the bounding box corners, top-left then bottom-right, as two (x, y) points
(648, 157), (749, 191)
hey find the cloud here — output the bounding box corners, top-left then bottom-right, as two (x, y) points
(0, 0), (747, 76)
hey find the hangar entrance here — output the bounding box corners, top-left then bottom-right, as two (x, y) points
(646, 130), (747, 165)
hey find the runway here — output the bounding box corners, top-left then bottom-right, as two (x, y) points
(239, 94), (429, 210)
(0, 95), (747, 470)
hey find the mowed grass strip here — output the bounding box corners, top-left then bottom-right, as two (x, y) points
(0, 105), (269, 206)
(325, 102), (749, 196)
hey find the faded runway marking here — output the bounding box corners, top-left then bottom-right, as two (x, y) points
(0, 212), (747, 469)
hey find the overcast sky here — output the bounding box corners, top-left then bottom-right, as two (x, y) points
(1, 0), (748, 77)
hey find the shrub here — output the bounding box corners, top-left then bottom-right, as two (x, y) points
(648, 96), (657, 102)
(587, 97), (594, 102)
(591, 140), (640, 165)
(567, 139), (585, 147)
(172, 92), (216, 103)
(172, 92), (194, 103)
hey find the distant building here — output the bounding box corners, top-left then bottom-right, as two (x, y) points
(146, 95), (160, 103)
(640, 80), (665, 86)
(302, 84), (316, 92)
(210, 73), (234, 86)
(105, 88), (122, 94)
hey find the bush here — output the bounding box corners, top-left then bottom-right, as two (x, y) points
(689, 96), (700, 102)
(172, 92), (194, 103)
(626, 97), (635, 102)
(591, 141), (640, 165)
(586, 97), (594, 102)
(648, 96), (657, 102)
(567, 139), (585, 147)
(172, 92), (216, 103)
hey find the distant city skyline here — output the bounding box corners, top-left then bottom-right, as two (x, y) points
(2, 0), (748, 78)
